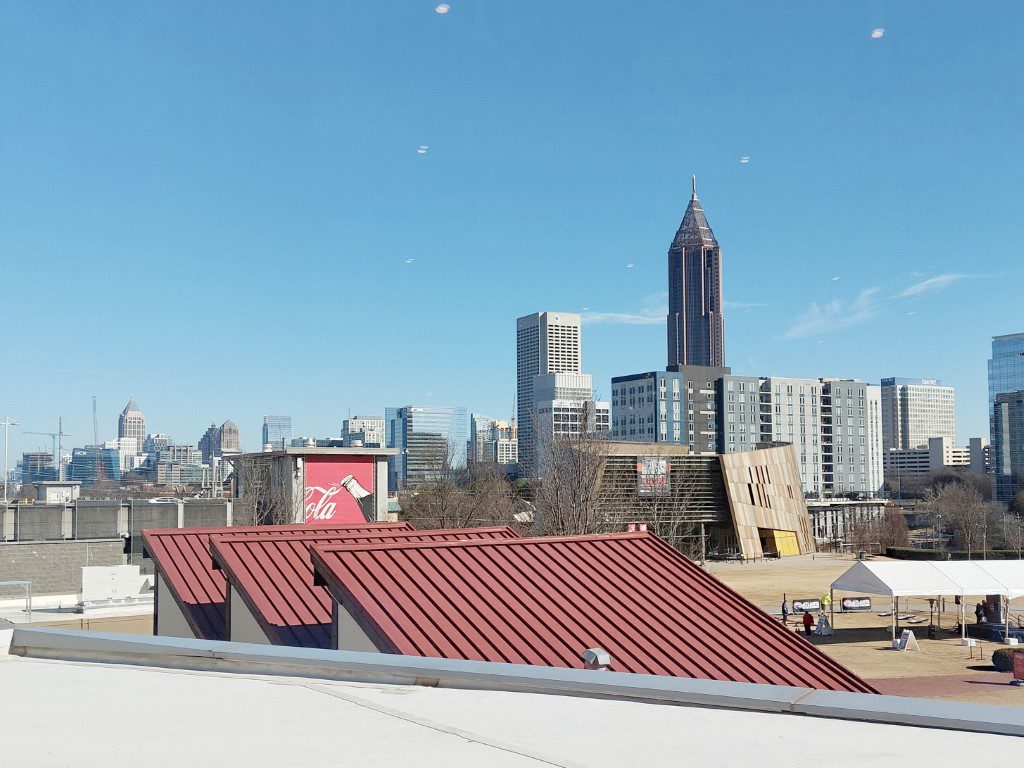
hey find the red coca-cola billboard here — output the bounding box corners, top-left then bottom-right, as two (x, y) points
(303, 455), (376, 525)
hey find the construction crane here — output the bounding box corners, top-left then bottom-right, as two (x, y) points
(91, 397), (106, 485)
(25, 417), (69, 480)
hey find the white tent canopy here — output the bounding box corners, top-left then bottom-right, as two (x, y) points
(830, 562), (959, 598)
(831, 560), (1024, 600)
(831, 560), (1024, 643)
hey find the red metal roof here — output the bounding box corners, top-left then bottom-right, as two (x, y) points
(142, 522), (411, 640)
(311, 532), (876, 693)
(211, 527), (519, 649)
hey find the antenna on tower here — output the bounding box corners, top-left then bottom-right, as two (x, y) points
(691, 175), (697, 198)
(92, 396), (99, 446)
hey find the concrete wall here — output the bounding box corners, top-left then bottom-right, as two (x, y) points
(0, 539), (126, 597)
(154, 574), (198, 639)
(227, 585), (270, 645)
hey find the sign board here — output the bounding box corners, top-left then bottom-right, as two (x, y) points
(636, 457), (671, 497)
(814, 615), (833, 636)
(303, 455), (376, 524)
(1014, 651), (1024, 682)
(841, 597), (872, 612)
(792, 599), (821, 613)
(894, 629), (920, 652)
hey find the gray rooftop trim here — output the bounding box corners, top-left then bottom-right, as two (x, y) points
(8, 627), (1024, 737)
(228, 447), (398, 459)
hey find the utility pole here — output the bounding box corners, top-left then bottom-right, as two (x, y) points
(1, 416), (19, 504)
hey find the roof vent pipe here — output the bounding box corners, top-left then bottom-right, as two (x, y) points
(581, 647), (612, 671)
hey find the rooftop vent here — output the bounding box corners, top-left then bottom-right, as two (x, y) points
(581, 647), (612, 671)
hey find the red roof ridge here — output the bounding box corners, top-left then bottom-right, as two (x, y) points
(312, 531), (647, 555)
(143, 521), (408, 539)
(209, 525), (515, 550)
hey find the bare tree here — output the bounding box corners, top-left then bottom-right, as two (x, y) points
(532, 402), (608, 536)
(848, 503), (910, 553)
(233, 454), (293, 526)
(1003, 510), (1024, 558)
(929, 483), (996, 558)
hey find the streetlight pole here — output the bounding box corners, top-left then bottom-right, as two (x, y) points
(1, 417), (19, 504)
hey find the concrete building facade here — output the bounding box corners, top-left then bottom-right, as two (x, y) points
(516, 312), (582, 474)
(342, 416), (385, 448)
(880, 377), (956, 451)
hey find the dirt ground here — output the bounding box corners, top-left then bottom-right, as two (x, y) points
(707, 553), (1024, 707)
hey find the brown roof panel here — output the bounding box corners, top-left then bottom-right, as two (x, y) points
(311, 532), (876, 693)
(211, 526), (519, 649)
(142, 522), (411, 640)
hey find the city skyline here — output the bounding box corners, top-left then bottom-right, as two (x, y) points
(4, 4), (1021, 459)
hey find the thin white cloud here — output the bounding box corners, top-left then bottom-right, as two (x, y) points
(895, 273), (979, 298)
(724, 300), (772, 310)
(784, 287), (880, 339)
(583, 293), (668, 325)
(583, 308), (664, 325)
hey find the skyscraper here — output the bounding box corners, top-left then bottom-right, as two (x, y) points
(342, 415), (385, 448)
(667, 177), (724, 369)
(262, 415), (292, 450)
(989, 333), (1024, 428)
(118, 397), (146, 453)
(993, 391), (1024, 502)
(385, 405), (469, 490)
(879, 377), (956, 451)
(516, 311), (581, 473)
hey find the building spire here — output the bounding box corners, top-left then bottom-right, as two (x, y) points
(692, 175), (697, 199)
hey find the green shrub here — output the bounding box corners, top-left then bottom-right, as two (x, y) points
(992, 646), (1023, 672)
(885, 547), (1022, 561)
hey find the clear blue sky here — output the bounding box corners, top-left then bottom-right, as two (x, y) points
(2, 1), (1022, 458)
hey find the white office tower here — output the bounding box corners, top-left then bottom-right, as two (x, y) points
(516, 312), (581, 474)
(880, 377), (956, 451)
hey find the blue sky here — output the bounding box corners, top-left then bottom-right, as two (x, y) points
(2, 1), (1022, 457)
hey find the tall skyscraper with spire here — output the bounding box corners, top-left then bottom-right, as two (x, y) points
(118, 396), (146, 453)
(667, 176), (724, 369)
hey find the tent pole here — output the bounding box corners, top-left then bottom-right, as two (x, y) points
(830, 588), (835, 630)
(1006, 594), (1010, 642)
(891, 596), (896, 645)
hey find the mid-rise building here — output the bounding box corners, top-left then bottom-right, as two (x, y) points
(142, 433), (171, 455)
(531, 373), (610, 456)
(342, 415), (385, 448)
(468, 415), (519, 468)
(516, 311), (581, 474)
(66, 446), (122, 485)
(883, 436), (973, 481)
(386, 405), (469, 490)
(199, 420), (241, 463)
(118, 397), (146, 453)
(612, 367), (728, 454)
(879, 377), (956, 451)
(992, 390), (1024, 502)
(262, 415), (292, 451)
(667, 177), (724, 369)
(20, 451), (55, 483)
(969, 437), (990, 476)
(988, 334), (1024, 497)
(104, 437), (143, 473)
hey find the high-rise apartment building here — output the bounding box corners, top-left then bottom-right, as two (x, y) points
(342, 415), (385, 448)
(118, 397), (146, 453)
(667, 177), (724, 369)
(993, 390), (1024, 502)
(386, 405), (469, 491)
(879, 377), (956, 451)
(262, 415), (292, 450)
(516, 312), (581, 473)
(611, 367), (728, 453)
(531, 373), (609, 455)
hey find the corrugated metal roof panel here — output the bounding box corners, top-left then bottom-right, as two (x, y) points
(311, 532), (875, 693)
(142, 522), (411, 640)
(211, 527), (518, 649)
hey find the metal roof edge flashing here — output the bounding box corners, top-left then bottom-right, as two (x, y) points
(9, 627), (1024, 736)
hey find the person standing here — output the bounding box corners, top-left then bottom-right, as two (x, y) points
(781, 599), (789, 625)
(802, 611), (814, 637)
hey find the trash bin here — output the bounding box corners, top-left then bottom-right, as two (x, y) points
(857, 550), (867, 560)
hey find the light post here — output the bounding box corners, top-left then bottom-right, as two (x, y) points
(1, 417), (19, 504)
